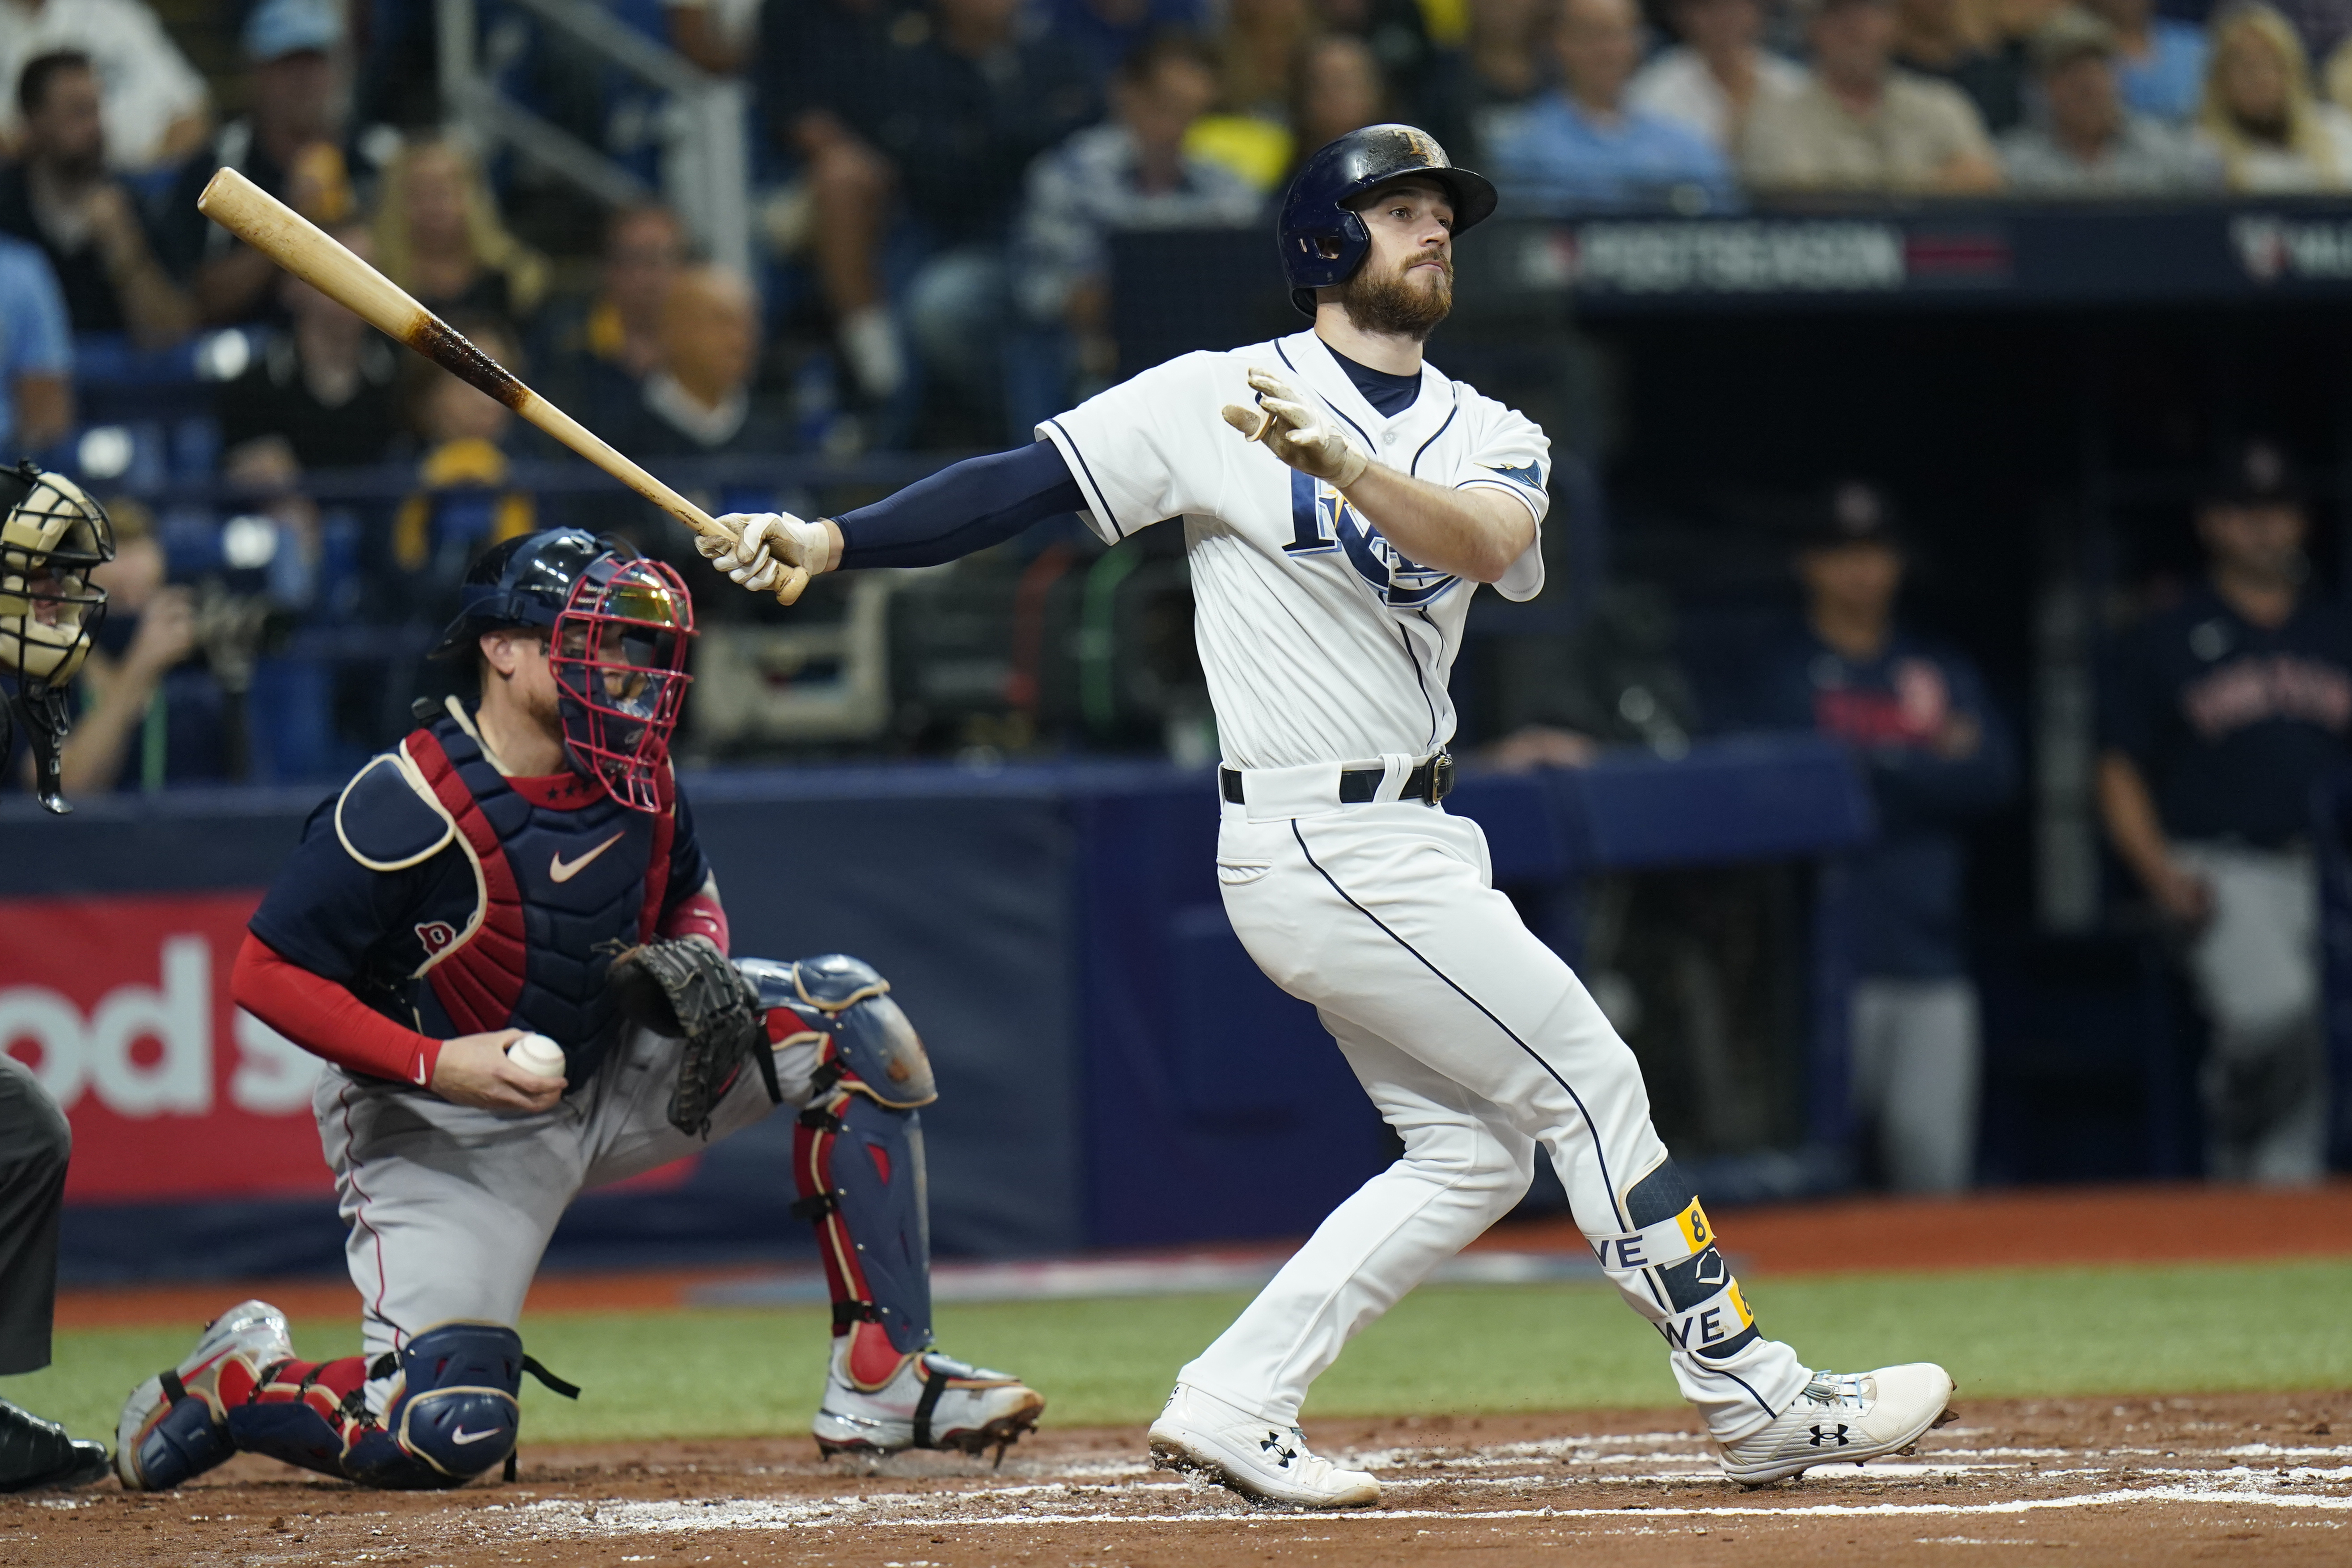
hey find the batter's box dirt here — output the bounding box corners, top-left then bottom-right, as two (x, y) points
(8, 1393), (2345, 1566)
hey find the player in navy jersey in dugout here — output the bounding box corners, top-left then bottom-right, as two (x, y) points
(1726, 481), (2017, 1191)
(2099, 439), (2352, 1184)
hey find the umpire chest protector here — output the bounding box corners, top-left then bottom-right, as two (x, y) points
(335, 708), (677, 1077)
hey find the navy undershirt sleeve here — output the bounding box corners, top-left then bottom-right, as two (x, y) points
(836, 441), (1085, 569)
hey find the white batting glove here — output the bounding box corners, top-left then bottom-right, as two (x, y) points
(701, 512), (831, 602)
(1220, 368), (1370, 488)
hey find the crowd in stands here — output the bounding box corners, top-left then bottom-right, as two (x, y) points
(0, 0), (2350, 800)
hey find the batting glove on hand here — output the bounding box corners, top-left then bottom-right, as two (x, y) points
(1221, 368), (1371, 488)
(701, 512), (831, 604)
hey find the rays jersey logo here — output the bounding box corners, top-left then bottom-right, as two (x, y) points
(1281, 473), (1458, 607)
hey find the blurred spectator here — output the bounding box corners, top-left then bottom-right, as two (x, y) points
(624, 265), (787, 461)
(373, 136), (549, 328)
(2098, 440), (2345, 1184)
(756, 0), (906, 397)
(388, 316), (537, 620)
(538, 204), (688, 436)
(1730, 483), (2016, 1192)
(1998, 8), (2224, 190)
(2199, 1), (2352, 190)
(1742, 0), (2003, 194)
(758, 0), (1098, 406)
(1186, 0), (1318, 189)
(1892, 0), (2026, 132)
(1041, 0), (1214, 79)
(216, 221), (400, 475)
(161, 0), (367, 326)
(1289, 33), (1391, 177)
(0, 51), (191, 345)
(2083, 0), (2208, 121)
(0, 0), (205, 172)
(0, 231), (68, 455)
(1417, 0), (1557, 165)
(1014, 33), (1259, 392)
(1487, 0), (1738, 211)
(1628, 0), (1807, 155)
(42, 503), (203, 796)
(664, 0), (765, 74)
(1316, 0), (1438, 111)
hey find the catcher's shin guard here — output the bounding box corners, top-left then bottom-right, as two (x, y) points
(230, 1323), (544, 1490)
(766, 954), (941, 1375)
(797, 1094), (934, 1369)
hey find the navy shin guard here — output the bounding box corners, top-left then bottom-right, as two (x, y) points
(797, 1094), (934, 1356)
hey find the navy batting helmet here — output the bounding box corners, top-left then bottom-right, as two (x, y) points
(1277, 124), (1497, 318)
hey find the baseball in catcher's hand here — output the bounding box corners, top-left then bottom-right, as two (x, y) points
(702, 511), (833, 602)
(1221, 368), (1370, 487)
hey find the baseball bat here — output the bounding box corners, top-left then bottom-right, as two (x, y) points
(194, 167), (805, 605)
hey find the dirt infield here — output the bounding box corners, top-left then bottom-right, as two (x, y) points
(11, 1392), (2344, 1566)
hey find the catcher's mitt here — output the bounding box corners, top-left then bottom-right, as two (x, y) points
(607, 937), (781, 1137)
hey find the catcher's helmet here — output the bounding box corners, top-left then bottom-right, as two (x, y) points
(429, 527), (610, 658)
(0, 462), (114, 813)
(1277, 123), (1497, 318)
(432, 528), (696, 813)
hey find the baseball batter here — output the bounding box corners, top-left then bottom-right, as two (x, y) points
(705, 126), (1955, 1505)
(113, 529), (1042, 1493)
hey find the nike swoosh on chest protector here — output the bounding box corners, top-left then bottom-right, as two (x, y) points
(548, 831), (627, 883)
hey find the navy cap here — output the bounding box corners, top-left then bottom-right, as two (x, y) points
(2202, 437), (2304, 509)
(1795, 479), (1905, 550)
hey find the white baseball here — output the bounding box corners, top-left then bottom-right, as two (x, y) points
(506, 1033), (566, 1080)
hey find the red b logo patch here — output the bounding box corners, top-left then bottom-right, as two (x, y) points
(415, 921), (458, 956)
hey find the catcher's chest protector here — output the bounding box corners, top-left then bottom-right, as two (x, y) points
(392, 716), (674, 1076)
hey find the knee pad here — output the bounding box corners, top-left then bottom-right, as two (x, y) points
(1592, 1158), (1759, 1364)
(342, 1323), (525, 1489)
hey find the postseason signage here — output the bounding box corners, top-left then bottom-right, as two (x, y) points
(0, 891), (332, 1202)
(1479, 201), (2352, 313)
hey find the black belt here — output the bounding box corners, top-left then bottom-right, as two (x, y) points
(1221, 755), (1455, 807)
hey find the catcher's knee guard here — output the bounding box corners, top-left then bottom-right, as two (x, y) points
(751, 954), (939, 1369)
(229, 1323), (531, 1490)
(1594, 1158), (1761, 1365)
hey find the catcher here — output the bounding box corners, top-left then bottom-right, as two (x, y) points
(114, 528), (1042, 1492)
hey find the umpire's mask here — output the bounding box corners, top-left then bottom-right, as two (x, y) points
(0, 463), (114, 813)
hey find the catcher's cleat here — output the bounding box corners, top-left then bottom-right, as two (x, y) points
(115, 1299), (295, 1491)
(0, 1399), (108, 1492)
(811, 1340), (1044, 1462)
(1147, 1382), (1381, 1510)
(1712, 1363), (1957, 1488)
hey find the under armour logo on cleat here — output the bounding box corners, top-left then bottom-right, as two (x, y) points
(1808, 1424), (1851, 1448)
(1260, 1431), (1297, 1467)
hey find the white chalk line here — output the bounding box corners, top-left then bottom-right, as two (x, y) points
(509, 1479), (2352, 1540)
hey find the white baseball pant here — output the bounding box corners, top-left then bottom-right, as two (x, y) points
(1181, 793), (1811, 1442)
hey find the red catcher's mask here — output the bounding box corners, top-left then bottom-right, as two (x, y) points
(548, 554), (694, 812)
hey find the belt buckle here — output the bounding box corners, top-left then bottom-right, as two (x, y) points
(1428, 754), (1455, 803)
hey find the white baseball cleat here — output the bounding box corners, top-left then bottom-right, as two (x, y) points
(811, 1340), (1045, 1462)
(1713, 1363), (1957, 1487)
(1147, 1382), (1381, 1509)
(115, 1299), (295, 1491)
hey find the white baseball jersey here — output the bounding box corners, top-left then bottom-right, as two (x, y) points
(1038, 328), (1551, 770)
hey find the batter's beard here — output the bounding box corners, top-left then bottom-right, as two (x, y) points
(1338, 256), (1454, 339)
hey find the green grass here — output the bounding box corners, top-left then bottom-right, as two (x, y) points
(10, 1259), (2348, 1447)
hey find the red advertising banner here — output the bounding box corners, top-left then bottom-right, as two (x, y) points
(0, 891), (335, 1202)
